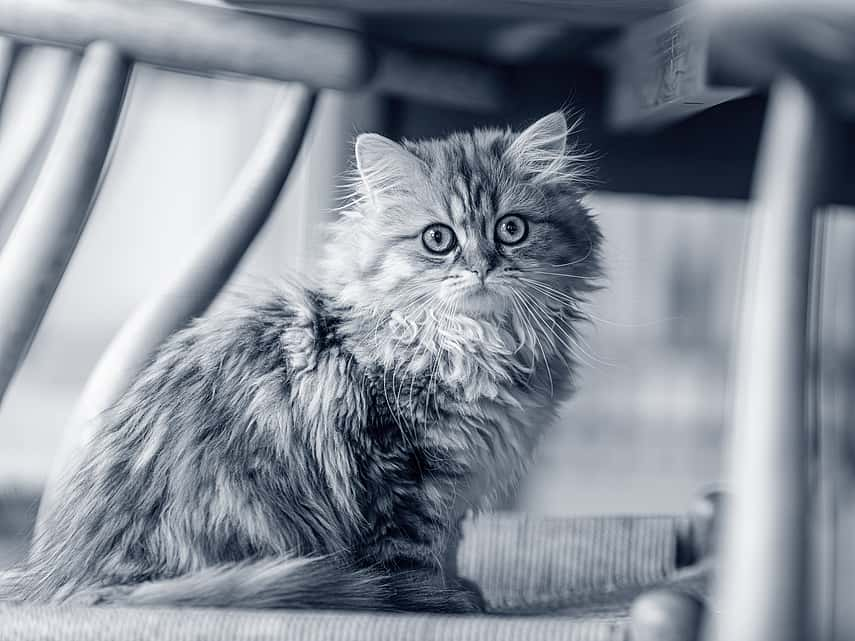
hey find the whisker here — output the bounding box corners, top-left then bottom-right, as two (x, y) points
(508, 295), (537, 377)
(548, 239), (595, 268)
(511, 290), (554, 395)
(527, 270), (591, 280)
(517, 291), (583, 367)
(517, 280), (590, 327)
(516, 288), (596, 370)
(519, 288), (615, 369)
(518, 278), (579, 306)
(582, 311), (679, 329)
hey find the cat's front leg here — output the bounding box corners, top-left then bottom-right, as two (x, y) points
(370, 531), (485, 613)
(441, 575), (487, 613)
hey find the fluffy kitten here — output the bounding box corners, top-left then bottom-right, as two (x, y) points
(1, 111), (601, 612)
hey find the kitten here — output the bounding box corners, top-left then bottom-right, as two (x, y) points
(0, 111), (601, 612)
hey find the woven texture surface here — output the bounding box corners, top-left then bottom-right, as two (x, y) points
(0, 512), (703, 641)
(0, 608), (628, 641)
(460, 512), (679, 613)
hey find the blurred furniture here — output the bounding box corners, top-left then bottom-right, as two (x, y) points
(0, 0), (853, 639)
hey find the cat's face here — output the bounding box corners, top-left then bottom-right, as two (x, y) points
(326, 112), (601, 335)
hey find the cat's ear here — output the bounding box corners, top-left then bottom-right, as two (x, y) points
(355, 133), (425, 205)
(505, 112), (571, 184)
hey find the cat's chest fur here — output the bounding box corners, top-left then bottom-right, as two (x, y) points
(287, 292), (567, 535)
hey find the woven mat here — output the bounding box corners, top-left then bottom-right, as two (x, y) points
(0, 512), (709, 641)
(460, 512), (682, 613)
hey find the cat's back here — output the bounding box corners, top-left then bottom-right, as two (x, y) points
(127, 281), (326, 411)
(27, 282), (346, 592)
(95, 280), (335, 467)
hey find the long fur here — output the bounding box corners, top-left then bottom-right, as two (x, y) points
(74, 557), (475, 611)
(0, 112), (602, 612)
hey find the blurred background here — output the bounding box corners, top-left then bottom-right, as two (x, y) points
(2, 47), (855, 511)
(0, 27), (854, 603)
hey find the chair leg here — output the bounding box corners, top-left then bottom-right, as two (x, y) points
(36, 85), (316, 528)
(0, 42), (129, 405)
(704, 76), (837, 641)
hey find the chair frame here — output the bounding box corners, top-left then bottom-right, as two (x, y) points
(0, 2), (846, 639)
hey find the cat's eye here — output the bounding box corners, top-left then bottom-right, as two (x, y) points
(495, 214), (528, 245)
(421, 223), (457, 255)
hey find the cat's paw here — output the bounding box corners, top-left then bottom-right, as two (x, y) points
(387, 572), (486, 613)
(443, 578), (486, 613)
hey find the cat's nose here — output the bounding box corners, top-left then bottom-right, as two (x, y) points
(466, 251), (498, 284)
(468, 266), (491, 284)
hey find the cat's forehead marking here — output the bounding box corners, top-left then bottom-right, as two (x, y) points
(447, 169), (496, 230)
(448, 187), (467, 225)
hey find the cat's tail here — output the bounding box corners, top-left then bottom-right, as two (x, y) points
(79, 556), (478, 612)
(86, 557), (389, 610)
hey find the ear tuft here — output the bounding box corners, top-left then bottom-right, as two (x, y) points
(506, 111), (588, 186)
(354, 133), (425, 204)
(513, 111), (568, 158)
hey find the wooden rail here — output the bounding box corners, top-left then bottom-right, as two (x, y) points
(0, 48), (78, 244)
(0, 42), (129, 404)
(0, 0), (371, 91)
(231, 0), (672, 26)
(0, 0), (506, 111)
(37, 85), (317, 527)
(704, 76), (834, 641)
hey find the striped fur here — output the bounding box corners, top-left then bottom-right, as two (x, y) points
(0, 112), (601, 611)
